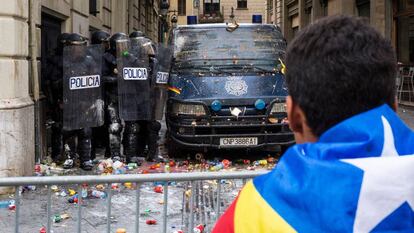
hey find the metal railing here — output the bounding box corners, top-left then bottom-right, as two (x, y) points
(0, 171), (266, 233)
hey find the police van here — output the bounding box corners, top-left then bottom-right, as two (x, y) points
(166, 19), (294, 156)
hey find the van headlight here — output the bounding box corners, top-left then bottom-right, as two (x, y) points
(172, 103), (206, 116)
(270, 102), (287, 114)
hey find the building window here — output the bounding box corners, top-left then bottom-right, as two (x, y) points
(396, 0), (414, 63)
(356, 0), (370, 20)
(237, 0), (247, 9)
(178, 0), (186, 16)
(89, 0), (98, 16)
(204, 0), (220, 15)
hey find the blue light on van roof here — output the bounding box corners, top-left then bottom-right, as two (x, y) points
(252, 15), (262, 24)
(211, 100), (222, 112)
(255, 99), (266, 110)
(187, 16), (197, 25)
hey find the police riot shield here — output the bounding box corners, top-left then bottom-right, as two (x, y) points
(62, 44), (104, 131)
(152, 45), (172, 120)
(116, 39), (151, 121)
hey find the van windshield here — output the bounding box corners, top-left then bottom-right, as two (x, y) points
(173, 25), (286, 73)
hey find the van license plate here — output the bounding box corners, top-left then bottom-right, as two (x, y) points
(220, 137), (258, 146)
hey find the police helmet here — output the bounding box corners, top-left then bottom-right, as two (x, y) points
(66, 33), (87, 46)
(129, 31), (146, 39)
(91, 30), (110, 45)
(109, 32), (128, 53)
(56, 33), (71, 54)
(57, 33), (71, 46)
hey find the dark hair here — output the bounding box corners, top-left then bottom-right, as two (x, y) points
(285, 15), (397, 136)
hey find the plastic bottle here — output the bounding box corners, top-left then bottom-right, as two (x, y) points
(221, 159), (231, 168)
(81, 184), (88, 199)
(0, 200), (11, 208)
(68, 194), (78, 203)
(115, 168), (125, 174)
(53, 213), (70, 223)
(258, 160), (268, 166)
(91, 190), (107, 199)
(124, 182), (133, 189)
(210, 163), (223, 171)
(53, 214), (62, 223)
(127, 163), (138, 170)
(8, 200), (16, 210)
(111, 183), (120, 190)
(34, 164), (42, 176)
(164, 164), (170, 173)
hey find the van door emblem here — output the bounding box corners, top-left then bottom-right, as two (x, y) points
(225, 77), (248, 96)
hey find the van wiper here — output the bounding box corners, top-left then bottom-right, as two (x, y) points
(215, 64), (276, 74)
(172, 64), (234, 76)
(244, 64), (276, 73)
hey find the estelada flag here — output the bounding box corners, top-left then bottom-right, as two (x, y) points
(213, 104), (414, 233)
(168, 86), (181, 94)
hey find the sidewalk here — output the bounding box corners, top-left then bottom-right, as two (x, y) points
(398, 106), (414, 130)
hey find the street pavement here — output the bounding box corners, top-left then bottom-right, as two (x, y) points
(398, 106), (414, 130)
(0, 107), (413, 233)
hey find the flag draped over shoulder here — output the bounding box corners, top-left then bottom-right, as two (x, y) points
(213, 105), (414, 233)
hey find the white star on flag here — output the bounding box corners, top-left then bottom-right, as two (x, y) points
(342, 116), (414, 233)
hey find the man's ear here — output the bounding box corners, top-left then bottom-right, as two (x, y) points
(392, 97), (398, 112)
(286, 96), (303, 134)
(287, 96), (319, 143)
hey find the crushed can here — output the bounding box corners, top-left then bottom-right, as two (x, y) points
(154, 185), (163, 193)
(193, 224), (205, 233)
(39, 227), (47, 233)
(146, 219), (157, 225)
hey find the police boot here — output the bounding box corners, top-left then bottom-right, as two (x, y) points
(78, 128), (94, 171)
(129, 156), (143, 166)
(111, 151), (122, 162)
(123, 121), (140, 163)
(80, 160), (94, 171)
(63, 144), (75, 169)
(146, 121), (163, 162)
(109, 121), (123, 162)
(147, 148), (165, 162)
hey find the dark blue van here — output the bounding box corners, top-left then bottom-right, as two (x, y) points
(166, 23), (294, 156)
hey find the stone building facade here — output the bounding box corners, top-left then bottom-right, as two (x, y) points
(269, 0), (412, 65)
(0, 0), (161, 182)
(168, 0), (272, 25)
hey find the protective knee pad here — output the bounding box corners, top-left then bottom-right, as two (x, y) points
(125, 122), (140, 134)
(109, 122), (122, 134)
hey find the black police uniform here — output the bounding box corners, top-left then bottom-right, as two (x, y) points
(44, 33), (68, 161)
(61, 33), (95, 170)
(124, 32), (162, 162)
(90, 30), (111, 159)
(102, 33), (128, 161)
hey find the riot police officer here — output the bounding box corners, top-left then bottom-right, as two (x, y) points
(90, 30), (111, 159)
(103, 33), (128, 162)
(45, 32), (70, 162)
(127, 31), (163, 162)
(61, 33), (102, 170)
